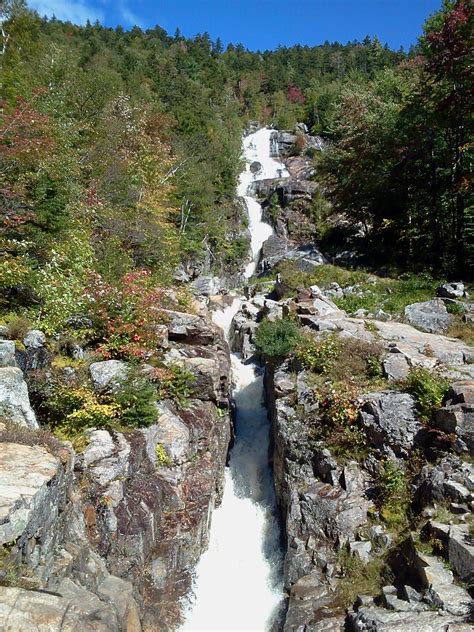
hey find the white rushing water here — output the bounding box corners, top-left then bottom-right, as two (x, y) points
(238, 128), (289, 278)
(181, 128), (288, 631)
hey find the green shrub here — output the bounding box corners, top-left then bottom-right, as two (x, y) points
(114, 375), (158, 427)
(334, 272), (441, 316)
(254, 318), (302, 358)
(157, 364), (196, 407)
(275, 261), (371, 296)
(336, 547), (386, 608)
(445, 302), (465, 316)
(59, 402), (120, 437)
(298, 334), (384, 386)
(295, 334), (339, 374)
(378, 459), (410, 529)
(404, 367), (450, 421)
(314, 383), (368, 462)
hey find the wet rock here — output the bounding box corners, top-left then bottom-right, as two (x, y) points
(0, 366), (37, 427)
(23, 329), (46, 349)
(437, 283), (466, 299)
(260, 236), (326, 272)
(250, 160), (262, 173)
(404, 299), (452, 334)
(269, 129), (325, 158)
(359, 391), (422, 457)
(0, 340), (16, 367)
(89, 360), (128, 392)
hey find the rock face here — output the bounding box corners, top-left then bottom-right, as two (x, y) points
(266, 364), (362, 630)
(359, 391), (422, 457)
(89, 359), (129, 391)
(260, 235), (326, 272)
(269, 129), (325, 158)
(0, 308), (232, 631)
(0, 366), (37, 427)
(0, 340), (16, 367)
(0, 442), (62, 545)
(249, 145), (328, 274)
(191, 275), (222, 296)
(246, 282), (474, 631)
(404, 299), (452, 333)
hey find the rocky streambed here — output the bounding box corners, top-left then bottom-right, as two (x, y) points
(228, 284), (474, 631)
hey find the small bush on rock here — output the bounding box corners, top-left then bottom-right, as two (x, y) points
(83, 270), (168, 361)
(255, 318), (302, 359)
(0, 418), (63, 456)
(155, 443), (172, 466)
(336, 547), (386, 608)
(295, 334), (339, 374)
(404, 367), (449, 421)
(317, 385), (368, 461)
(298, 334), (384, 386)
(114, 375), (158, 427)
(152, 364), (196, 407)
(5, 315), (31, 341)
(377, 459), (410, 529)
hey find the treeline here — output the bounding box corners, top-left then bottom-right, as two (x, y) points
(320, 0), (473, 278)
(0, 0), (402, 333)
(1, 0), (470, 338)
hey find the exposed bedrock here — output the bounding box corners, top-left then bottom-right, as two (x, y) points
(0, 309), (232, 631)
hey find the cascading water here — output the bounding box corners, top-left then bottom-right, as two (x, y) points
(181, 128), (288, 631)
(238, 128), (289, 278)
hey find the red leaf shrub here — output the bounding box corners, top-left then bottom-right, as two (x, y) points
(83, 270), (167, 360)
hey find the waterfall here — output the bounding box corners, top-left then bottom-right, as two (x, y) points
(181, 128), (288, 631)
(238, 128), (289, 278)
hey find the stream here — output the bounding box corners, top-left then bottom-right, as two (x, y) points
(181, 128), (288, 631)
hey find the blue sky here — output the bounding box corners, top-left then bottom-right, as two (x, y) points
(28, 0), (443, 50)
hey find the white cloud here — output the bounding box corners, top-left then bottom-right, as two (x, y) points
(119, 2), (144, 28)
(29, 0), (105, 24)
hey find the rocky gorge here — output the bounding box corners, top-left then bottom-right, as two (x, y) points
(0, 126), (473, 632)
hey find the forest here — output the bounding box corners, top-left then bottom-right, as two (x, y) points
(0, 0), (472, 339)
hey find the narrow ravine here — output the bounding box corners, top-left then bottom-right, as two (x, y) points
(181, 128), (288, 631)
